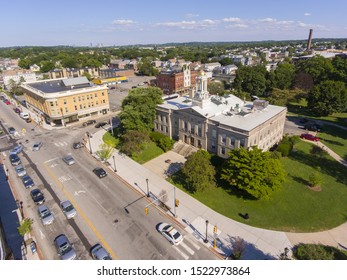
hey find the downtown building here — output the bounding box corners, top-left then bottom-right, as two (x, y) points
(155, 71), (287, 158)
(21, 77), (109, 127)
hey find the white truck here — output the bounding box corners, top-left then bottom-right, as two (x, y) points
(20, 112), (30, 120)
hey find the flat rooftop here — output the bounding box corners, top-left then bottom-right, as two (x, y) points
(27, 77), (93, 94)
(158, 94), (286, 132)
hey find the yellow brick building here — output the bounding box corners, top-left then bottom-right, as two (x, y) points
(21, 77), (109, 127)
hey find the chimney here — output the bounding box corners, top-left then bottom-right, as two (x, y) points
(307, 29), (313, 51)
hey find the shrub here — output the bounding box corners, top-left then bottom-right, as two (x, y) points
(149, 131), (175, 152)
(293, 243), (347, 260)
(276, 142), (292, 157)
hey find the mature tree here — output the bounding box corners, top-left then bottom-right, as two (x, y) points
(120, 87), (163, 132)
(270, 62), (295, 90)
(233, 65), (267, 96)
(296, 56), (334, 84)
(182, 150), (216, 192)
(137, 58), (159, 76)
(331, 56), (347, 82)
(120, 130), (150, 156)
(18, 58), (31, 69)
(221, 147), (286, 199)
(292, 72), (314, 91)
(307, 80), (347, 116)
(220, 57), (233, 66)
(207, 81), (225, 96)
(268, 88), (304, 106)
(294, 244), (335, 260)
(308, 172), (322, 188)
(40, 61), (55, 73)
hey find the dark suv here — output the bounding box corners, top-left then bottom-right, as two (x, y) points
(93, 168), (107, 178)
(30, 189), (45, 205)
(83, 120), (96, 126)
(9, 154), (21, 166)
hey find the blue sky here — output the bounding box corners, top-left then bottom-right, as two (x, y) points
(1, 0), (346, 47)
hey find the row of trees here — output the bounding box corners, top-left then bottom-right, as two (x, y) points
(233, 55), (347, 116)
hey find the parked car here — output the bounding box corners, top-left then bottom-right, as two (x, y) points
(95, 121), (108, 128)
(14, 107), (21, 113)
(54, 234), (76, 260)
(22, 175), (35, 189)
(304, 123), (322, 132)
(15, 164), (27, 177)
(32, 142), (43, 151)
(8, 127), (16, 135)
(10, 144), (24, 155)
(30, 189), (45, 205)
(9, 154), (21, 166)
(60, 200), (77, 219)
(73, 142), (84, 149)
(82, 119), (96, 126)
(90, 244), (112, 260)
(62, 155), (75, 166)
(157, 222), (183, 245)
(38, 205), (54, 225)
(300, 133), (320, 142)
(5, 100), (11, 105)
(93, 167), (107, 178)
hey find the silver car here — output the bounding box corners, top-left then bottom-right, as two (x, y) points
(90, 244), (112, 260)
(157, 222), (184, 245)
(60, 200), (77, 219)
(32, 142), (43, 151)
(54, 234), (76, 260)
(62, 155), (75, 166)
(15, 164), (27, 177)
(38, 205), (54, 225)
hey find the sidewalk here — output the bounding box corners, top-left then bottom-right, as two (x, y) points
(87, 129), (292, 259)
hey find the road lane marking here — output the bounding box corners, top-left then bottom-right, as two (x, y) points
(185, 235), (201, 250)
(173, 245), (189, 260)
(43, 163), (119, 260)
(44, 157), (58, 163)
(180, 242), (195, 255)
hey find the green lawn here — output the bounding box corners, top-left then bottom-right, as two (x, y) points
(319, 124), (347, 160)
(102, 131), (119, 147)
(132, 141), (164, 164)
(169, 141), (347, 232)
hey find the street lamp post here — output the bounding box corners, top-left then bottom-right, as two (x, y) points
(86, 132), (92, 154)
(112, 155), (117, 172)
(204, 220), (209, 243)
(146, 178), (150, 197)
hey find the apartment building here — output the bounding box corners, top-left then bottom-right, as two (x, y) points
(155, 71), (286, 157)
(2, 69), (37, 90)
(48, 67), (99, 79)
(156, 65), (198, 96)
(21, 77), (109, 127)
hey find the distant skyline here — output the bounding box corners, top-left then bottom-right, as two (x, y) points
(1, 0), (346, 47)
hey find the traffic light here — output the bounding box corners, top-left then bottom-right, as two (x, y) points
(145, 207), (148, 215)
(175, 199), (179, 207)
(213, 226), (217, 233)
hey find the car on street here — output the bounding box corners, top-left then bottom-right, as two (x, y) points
(157, 222), (183, 245)
(5, 100), (11, 105)
(54, 234), (76, 260)
(62, 155), (75, 166)
(82, 119), (96, 126)
(9, 154), (21, 166)
(93, 167), (107, 178)
(30, 189), (45, 205)
(15, 164), (27, 177)
(22, 175), (35, 189)
(73, 142), (84, 149)
(90, 244), (112, 260)
(8, 127), (16, 135)
(10, 144), (24, 155)
(304, 123), (322, 132)
(300, 133), (320, 142)
(95, 121), (108, 128)
(60, 200), (77, 219)
(32, 142), (43, 151)
(38, 205), (54, 225)
(14, 107), (21, 113)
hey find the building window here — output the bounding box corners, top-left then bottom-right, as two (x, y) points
(82, 96), (85, 101)
(91, 102), (94, 107)
(83, 104), (86, 109)
(230, 137), (235, 146)
(63, 99), (67, 105)
(96, 101), (98, 105)
(198, 124), (202, 137)
(73, 97), (76, 102)
(74, 105), (77, 110)
(211, 141), (216, 150)
(65, 107), (68, 113)
(87, 95), (89, 100)
(155, 123), (158, 130)
(78, 96), (81, 102)
(240, 139), (245, 147)
(90, 94), (93, 99)
(50, 102), (54, 106)
(221, 134), (226, 145)
(51, 110), (55, 115)
(212, 129), (216, 139)
(55, 101), (58, 106)
(94, 93), (97, 97)
(102, 99), (105, 103)
(102, 92), (105, 96)
(88, 103), (91, 108)
(165, 126), (168, 133)
(221, 147), (226, 155)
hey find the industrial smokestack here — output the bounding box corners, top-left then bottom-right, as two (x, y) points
(307, 29), (313, 50)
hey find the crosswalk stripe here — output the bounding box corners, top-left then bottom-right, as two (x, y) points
(173, 246), (189, 260)
(180, 242), (195, 255)
(185, 235), (201, 250)
(54, 143), (59, 147)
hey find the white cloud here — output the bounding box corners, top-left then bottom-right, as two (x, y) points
(226, 23), (248, 28)
(304, 12), (311, 16)
(259, 17), (276, 22)
(185, 13), (199, 18)
(222, 17), (241, 23)
(156, 19), (218, 29)
(112, 19), (136, 25)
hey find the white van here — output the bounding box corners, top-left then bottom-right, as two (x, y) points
(20, 112), (30, 119)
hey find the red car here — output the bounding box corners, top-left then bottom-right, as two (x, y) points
(5, 100), (11, 105)
(300, 133), (319, 142)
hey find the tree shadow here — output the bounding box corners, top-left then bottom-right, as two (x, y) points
(320, 138), (344, 146)
(290, 175), (308, 186)
(290, 150), (347, 186)
(218, 235), (276, 260)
